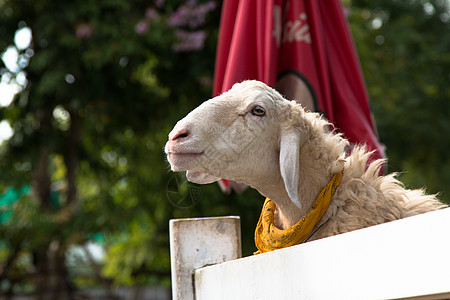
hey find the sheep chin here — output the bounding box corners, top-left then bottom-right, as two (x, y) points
(186, 170), (220, 184)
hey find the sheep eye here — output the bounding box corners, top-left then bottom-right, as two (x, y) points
(251, 106), (266, 116)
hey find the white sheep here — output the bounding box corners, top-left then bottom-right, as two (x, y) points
(165, 80), (445, 251)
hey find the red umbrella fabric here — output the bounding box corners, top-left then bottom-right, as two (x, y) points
(213, 0), (385, 193)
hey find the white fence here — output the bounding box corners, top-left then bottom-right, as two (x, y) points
(170, 208), (450, 300)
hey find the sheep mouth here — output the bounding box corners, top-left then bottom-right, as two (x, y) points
(167, 152), (204, 171)
(168, 152), (203, 158)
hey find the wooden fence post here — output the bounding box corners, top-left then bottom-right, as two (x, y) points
(169, 216), (241, 300)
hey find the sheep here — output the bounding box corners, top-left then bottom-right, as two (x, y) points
(165, 80), (445, 252)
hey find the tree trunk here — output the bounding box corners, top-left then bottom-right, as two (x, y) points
(64, 110), (81, 209)
(33, 248), (50, 300)
(33, 146), (51, 209)
(32, 146), (51, 300)
(33, 245), (73, 300)
(32, 144), (74, 299)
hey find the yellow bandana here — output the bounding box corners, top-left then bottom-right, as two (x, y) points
(254, 169), (344, 254)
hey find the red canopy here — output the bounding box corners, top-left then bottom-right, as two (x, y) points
(213, 0), (385, 192)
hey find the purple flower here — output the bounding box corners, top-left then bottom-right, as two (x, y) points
(172, 29), (207, 52)
(153, 0), (165, 8)
(76, 23), (93, 39)
(168, 0), (217, 29)
(135, 20), (149, 35)
(145, 8), (159, 21)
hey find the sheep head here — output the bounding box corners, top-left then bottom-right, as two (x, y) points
(165, 80), (316, 209)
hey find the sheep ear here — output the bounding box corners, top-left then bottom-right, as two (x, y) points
(186, 170), (220, 184)
(279, 129), (301, 209)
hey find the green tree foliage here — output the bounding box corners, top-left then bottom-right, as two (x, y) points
(0, 0), (237, 295)
(349, 0), (450, 203)
(0, 0), (448, 297)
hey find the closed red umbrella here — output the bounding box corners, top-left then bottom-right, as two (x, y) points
(214, 0), (385, 193)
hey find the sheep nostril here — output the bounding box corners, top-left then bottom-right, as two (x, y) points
(170, 128), (190, 141)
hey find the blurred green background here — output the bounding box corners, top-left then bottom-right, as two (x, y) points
(0, 0), (449, 298)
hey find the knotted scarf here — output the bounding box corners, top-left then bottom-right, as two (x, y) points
(254, 169), (344, 254)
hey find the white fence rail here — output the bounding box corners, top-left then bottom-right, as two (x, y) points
(170, 208), (450, 300)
